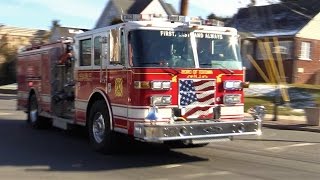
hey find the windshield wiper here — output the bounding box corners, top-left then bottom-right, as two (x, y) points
(139, 61), (175, 68)
(140, 62), (161, 65)
(212, 62), (234, 74)
(199, 63), (211, 66)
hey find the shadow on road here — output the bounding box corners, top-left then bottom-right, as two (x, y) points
(0, 118), (207, 172)
(236, 138), (320, 144)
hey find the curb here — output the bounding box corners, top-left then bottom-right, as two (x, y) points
(0, 89), (17, 94)
(263, 121), (320, 133)
(0, 84), (17, 94)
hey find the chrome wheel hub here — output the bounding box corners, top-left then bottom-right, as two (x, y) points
(92, 113), (105, 143)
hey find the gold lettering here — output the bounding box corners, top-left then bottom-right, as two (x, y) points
(198, 70), (213, 74)
(78, 72), (92, 81)
(186, 75), (209, 79)
(181, 70), (192, 74)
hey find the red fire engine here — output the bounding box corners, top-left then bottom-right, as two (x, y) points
(17, 14), (263, 153)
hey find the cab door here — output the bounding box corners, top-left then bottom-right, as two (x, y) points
(107, 27), (129, 133)
(93, 33), (108, 85)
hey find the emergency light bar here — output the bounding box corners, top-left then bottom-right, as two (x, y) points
(122, 14), (154, 22)
(168, 15), (202, 25)
(121, 14), (203, 25)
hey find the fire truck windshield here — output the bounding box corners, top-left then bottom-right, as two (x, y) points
(128, 30), (242, 70)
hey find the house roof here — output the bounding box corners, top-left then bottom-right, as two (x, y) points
(53, 27), (88, 38)
(112, 0), (177, 15)
(0, 25), (41, 37)
(229, 0), (320, 38)
(159, 0), (178, 15)
(112, 0), (136, 14)
(95, 0), (178, 28)
(127, 0), (152, 13)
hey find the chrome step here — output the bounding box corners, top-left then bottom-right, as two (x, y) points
(191, 137), (230, 144)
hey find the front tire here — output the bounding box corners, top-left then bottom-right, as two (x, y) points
(88, 100), (116, 154)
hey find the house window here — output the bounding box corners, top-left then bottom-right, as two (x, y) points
(300, 42), (311, 60)
(273, 46), (287, 54)
(256, 42), (272, 60)
(79, 38), (92, 66)
(256, 40), (293, 60)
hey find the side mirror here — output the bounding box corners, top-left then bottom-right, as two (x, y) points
(99, 36), (108, 44)
(241, 81), (250, 88)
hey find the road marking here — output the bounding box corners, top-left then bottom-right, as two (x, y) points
(182, 171), (232, 178)
(0, 113), (12, 116)
(160, 164), (182, 169)
(265, 143), (317, 151)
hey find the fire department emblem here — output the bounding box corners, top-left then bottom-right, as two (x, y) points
(115, 78), (123, 97)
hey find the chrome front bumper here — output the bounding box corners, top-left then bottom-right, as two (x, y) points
(134, 119), (262, 142)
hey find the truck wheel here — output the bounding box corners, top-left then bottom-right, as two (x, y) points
(88, 100), (115, 154)
(27, 94), (51, 129)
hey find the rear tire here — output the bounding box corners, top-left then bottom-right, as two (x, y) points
(88, 100), (116, 154)
(27, 94), (51, 129)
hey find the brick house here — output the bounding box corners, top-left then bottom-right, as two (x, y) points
(95, 0), (177, 28)
(229, 1), (320, 84)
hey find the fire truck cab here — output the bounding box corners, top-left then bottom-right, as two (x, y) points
(17, 14), (262, 153)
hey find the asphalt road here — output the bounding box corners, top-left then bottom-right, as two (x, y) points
(0, 93), (319, 180)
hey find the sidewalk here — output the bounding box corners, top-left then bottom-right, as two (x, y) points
(0, 83), (17, 94)
(262, 114), (320, 133)
(1, 83), (319, 132)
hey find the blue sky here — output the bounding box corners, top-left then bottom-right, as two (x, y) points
(0, 0), (278, 30)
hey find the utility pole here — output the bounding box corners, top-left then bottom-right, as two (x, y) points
(180, 0), (189, 16)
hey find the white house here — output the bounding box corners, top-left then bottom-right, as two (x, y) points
(95, 0), (177, 28)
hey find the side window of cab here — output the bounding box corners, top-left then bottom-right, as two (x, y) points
(79, 38), (92, 66)
(94, 36), (102, 66)
(109, 28), (125, 66)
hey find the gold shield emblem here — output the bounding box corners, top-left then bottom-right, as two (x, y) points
(115, 78), (123, 97)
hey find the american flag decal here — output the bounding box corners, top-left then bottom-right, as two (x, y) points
(179, 79), (215, 119)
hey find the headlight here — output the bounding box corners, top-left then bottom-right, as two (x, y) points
(162, 81), (171, 89)
(150, 95), (172, 105)
(224, 80), (242, 90)
(134, 81), (150, 89)
(224, 94), (241, 104)
(151, 81), (171, 90)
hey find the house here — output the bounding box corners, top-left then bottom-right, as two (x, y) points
(49, 26), (88, 43)
(229, 1), (320, 84)
(0, 25), (46, 52)
(95, 0), (178, 28)
(0, 25), (49, 63)
(0, 25), (48, 84)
